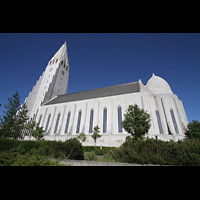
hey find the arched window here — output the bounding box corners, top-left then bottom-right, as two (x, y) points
(103, 107), (107, 133)
(76, 110), (82, 134)
(54, 113), (61, 133)
(65, 111), (71, 134)
(155, 110), (163, 134)
(118, 106), (123, 133)
(170, 109), (179, 134)
(45, 114), (51, 133)
(89, 109), (94, 133)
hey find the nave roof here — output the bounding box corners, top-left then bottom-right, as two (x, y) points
(44, 81), (140, 105)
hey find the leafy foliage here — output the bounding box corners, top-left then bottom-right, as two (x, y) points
(0, 137), (84, 162)
(109, 137), (200, 165)
(77, 132), (87, 144)
(86, 152), (98, 161)
(91, 125), (101, 150)
(64, 138), (84, 160)
(0, 91), (27, 139)
(122, 104), (151, 140)
(0, 152), (64, 166)
(0, 91), (44, 140)
(25, 121), (45, 141)
(185, 120), (200, 139)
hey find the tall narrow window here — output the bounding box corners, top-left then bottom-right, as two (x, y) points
(118, 106), (123, 133)
(103, 107), (107, 133)
(54, 113), (61, 133)
(76, 110), (82, 134)
(45, 114), (51, 133)
(170, 109), (179, 134)
(65, 111), (71, 134)
(155, 110), (163, 134)
(89, 109), (94, 133)
(38, 114), (42, 126)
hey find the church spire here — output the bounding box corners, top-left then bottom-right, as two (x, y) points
(49, 42), (68, 64)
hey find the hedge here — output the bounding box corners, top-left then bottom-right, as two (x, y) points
(0, 137), (84, 160)
(109, 137), (200, 166)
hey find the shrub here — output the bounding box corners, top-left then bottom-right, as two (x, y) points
(16, 140), (40, 154)
(0, 152), (64, 166)
(83, 146), (116, 155)
(109, 137), (200, 165)
(0, 137), (20, 151)
(86, 152), (98, 161)
(64, 138), (84, 160)
(0, 137), (84, 160)
(185, 120), (200, 139)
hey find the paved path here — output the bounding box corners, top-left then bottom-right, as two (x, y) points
(54, 159), (159, 166)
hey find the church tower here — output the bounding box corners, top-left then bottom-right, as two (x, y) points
(24, 42), (70, 121)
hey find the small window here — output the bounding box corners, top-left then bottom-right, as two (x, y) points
(45, 114), (51, 133)
(156, 110), (164, 134)
(38, 114), (42, 126)
(54, 113), (61, 133)
(89, 109), (94, 133)
(76, 110), (82, 134)
(103, 107), (107, 133)
(56, 59), (58, 63)
(49, 61), (52, 65)
(65, 112), (71, 134)
(118, 106), (123, 133)
(170, 109), (179, 134)
(52, 60), (55, 64)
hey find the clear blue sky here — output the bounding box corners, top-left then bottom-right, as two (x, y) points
(0, 33), (199, 123)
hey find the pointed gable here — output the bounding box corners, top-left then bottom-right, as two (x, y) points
(48, 42), (69, 66)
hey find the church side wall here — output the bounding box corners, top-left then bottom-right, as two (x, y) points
(35, 91), (186, 146)
(36, 92), (144, 146)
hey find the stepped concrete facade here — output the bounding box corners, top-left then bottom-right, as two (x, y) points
(24, 43), (188, 147)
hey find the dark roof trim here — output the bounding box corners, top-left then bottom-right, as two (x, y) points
(44, 82), (140, 106)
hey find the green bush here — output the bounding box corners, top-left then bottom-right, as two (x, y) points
(0, 137), (20, 151)
(0, 151), (64, 166)
(83, 146), (115, 155)
(0, 137), (84, 160)
(86, 152), (98, 161)
(109, 137), (200, 165)
(64, 138), (84, 160)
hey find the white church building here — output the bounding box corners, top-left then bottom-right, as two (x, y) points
(24, 42), (188, 147)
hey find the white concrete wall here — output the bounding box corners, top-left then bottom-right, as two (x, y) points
(25, 46), (188, 147)
(36, 84), (187, 147)
(25, 48), (69, 123)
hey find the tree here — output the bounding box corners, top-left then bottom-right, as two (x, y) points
(14, 102), (29, 139)
(0, 91), (45, 140)
(25, 121), (45, 141)
(91, 125), (101, 150)
(77, 132), (87, 144)
(0, 91), (26, 139)
(185, 120), (200, 139)
(122, 104), (151, 140)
